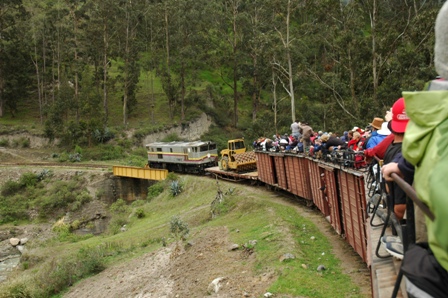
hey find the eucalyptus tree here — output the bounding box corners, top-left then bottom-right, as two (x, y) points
(85, 0), (120, 127)
(147, 0), (181, 121)
(269, 0), (303, 123)
(65, 0), (89, 123)
(211, 0), (247, 128)
(240, 0), (272, 122)
(360, 0), (441, 108)
(116, 0), (144, 126)
(297, 0), (368, 125)
(24, 0), (49, 124)
(169, 0), (209, 121)
(0, 0), (30, 118)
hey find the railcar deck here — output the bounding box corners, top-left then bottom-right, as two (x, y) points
(368, 212), (406, 298)
(205, 166), (258, 182)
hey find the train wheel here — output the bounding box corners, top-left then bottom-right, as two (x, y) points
(221, 156), (229, 171)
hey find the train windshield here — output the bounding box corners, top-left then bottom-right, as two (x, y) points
(200, 143), (216, 151)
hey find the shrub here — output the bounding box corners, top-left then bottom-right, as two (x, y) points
(135, 208), (145, 218)
(166, 172), (179, 182)
(147, 183), (164, 200)
(0, 138), (9, 147)
(0, 194), (30, 224)
(19, 172), (38, 188)
(11, 137), (30, 148)
(74, 145), (83, 155)
(1, 180), (21, 196)
(69, 153), (82, 162)
(161, 133), (181, 142)
(170, 180), (183, 197)
(37, 169), (53, 181)
(170, 216), (189, 241)
(107, 216), (128, 235)
(110, 199), (129, 214)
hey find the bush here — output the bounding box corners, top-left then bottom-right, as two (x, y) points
(135, 208), (145, 218)
(161, 133), (181, 142)
(1, 180), (21, 196)
(110, 199), (129, 214)
(170, 216), (189, 241)
(11, 137), (30, 148)
(147, 183), (164, 200)
(0, 138), (9, 147)
(170, 180), (183, 197)
(166, 172), (179, 182)
(107, 216), (128, 235)
(0, 194), (30, 224)
(19, 172), (38, 188)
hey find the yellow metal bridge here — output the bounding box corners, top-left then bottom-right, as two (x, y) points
(112, 166), (168, 181)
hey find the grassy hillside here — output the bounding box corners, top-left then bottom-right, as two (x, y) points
(0, 174), (369, 297)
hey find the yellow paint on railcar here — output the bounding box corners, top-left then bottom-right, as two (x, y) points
(112, 166), (168, 181)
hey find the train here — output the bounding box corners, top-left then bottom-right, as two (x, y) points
(145, 141), (218, 174)
(142, 141), (398, 296)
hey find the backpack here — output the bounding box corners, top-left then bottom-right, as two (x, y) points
(401, 242), (448, 298)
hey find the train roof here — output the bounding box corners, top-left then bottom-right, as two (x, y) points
(145, 141), (215, 148)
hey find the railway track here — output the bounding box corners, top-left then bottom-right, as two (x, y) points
(0, 162), (111, 169)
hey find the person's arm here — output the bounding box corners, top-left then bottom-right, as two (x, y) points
(381, 162), (400, 182)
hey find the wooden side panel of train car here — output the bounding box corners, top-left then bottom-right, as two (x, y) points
(338, 169), (368, 262)
(272, 154), (288, 189)
(255, 152), (276, 185)
(284, 155), (312, 200)
(320, 164), (343, 235)
(307, 158), (326, 207)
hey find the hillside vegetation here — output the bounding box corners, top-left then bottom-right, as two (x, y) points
(0, 1), (444, 148)
(0, 171), (370, 297)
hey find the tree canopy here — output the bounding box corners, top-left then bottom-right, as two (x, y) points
(0, 0), (443, 142)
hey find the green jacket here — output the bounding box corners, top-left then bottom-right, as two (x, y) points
(402, 88), (448, 271)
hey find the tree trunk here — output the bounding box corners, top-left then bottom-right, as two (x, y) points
(286, 0), (295, 123)
(232, 1), (238, 128)
(103, 18), (109, 126)
(33, 43), (43, 124)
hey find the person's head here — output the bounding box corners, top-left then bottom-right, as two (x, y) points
(320, 134), (329, 142)
(353, 131), (361, 140)
(385, 108), (393, 122)
(435, 1), (448, 79)
(370, 118), (383, 131)
(377, 122), (391, 136)
(390, 97), (409, 134)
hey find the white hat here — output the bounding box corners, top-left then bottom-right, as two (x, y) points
(377, 122), (391, 136)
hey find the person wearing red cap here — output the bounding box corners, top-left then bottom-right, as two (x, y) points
(379, 97), (410, 259)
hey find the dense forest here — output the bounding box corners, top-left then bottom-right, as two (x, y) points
(0, 0), (444, 145)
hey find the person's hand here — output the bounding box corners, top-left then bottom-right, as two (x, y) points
(381, 162), (400, 181)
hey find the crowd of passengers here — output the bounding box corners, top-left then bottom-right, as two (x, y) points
(253, 116), (392, 169)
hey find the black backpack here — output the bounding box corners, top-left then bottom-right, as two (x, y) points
(401, 242), (448, 298)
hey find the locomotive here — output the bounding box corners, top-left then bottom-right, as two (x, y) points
(145, 141), (218, 174)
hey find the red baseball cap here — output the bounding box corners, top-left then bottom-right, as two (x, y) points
(391, 97), (409, 133)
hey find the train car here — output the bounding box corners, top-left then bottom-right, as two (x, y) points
(146, 141), (218, 174)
